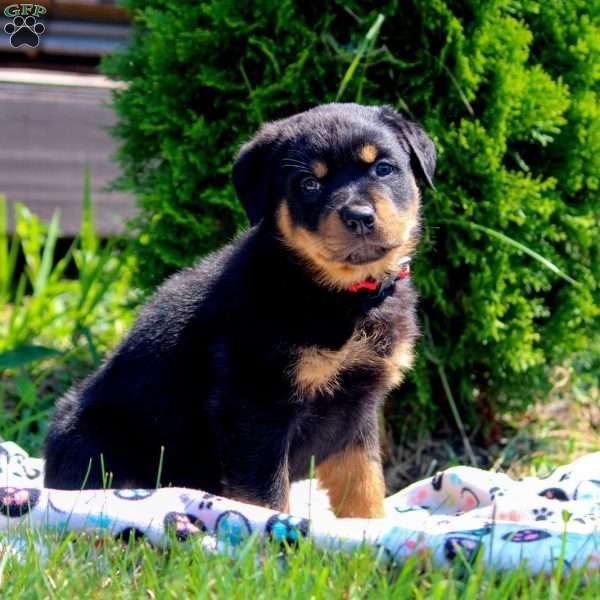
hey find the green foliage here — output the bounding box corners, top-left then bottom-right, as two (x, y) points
(0, 186), (137, 451)
(2, 530), (600, 598)
(103, 0), (599, 431)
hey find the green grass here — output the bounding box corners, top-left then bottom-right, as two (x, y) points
(2, 531), (599, 599)
(0, 174), (137, 452)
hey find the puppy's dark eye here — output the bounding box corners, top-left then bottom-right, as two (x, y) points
(374, 162), (395, 177)
(300, 177), (321, 193)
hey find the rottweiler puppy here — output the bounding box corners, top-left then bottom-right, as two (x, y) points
(44, 103), (436, 518)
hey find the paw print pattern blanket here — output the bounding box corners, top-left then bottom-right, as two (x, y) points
(1, 441), (599, 574)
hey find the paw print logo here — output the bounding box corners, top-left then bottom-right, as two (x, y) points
(501, 529), (551, 543)
(532, 507), (554, 521)
(266, 513), (309, 546)
(4, 15), (45, 48)
(538, 487), (569, 501)
(489, 487), (505, 501)
(444, 537), (480, 563)
(198, 492), (217, 510)
(0, 487), (41, 517)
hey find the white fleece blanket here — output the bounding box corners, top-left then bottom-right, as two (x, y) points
(1, 441), (599, 574)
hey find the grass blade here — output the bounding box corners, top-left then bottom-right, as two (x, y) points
(0, 344), (61, 370)
(76, 324), (99, 366)
(0, 195), (21, 303)
(6, 273), (27, 344)
(443, 219), (581, 287)
(33, 209), (60, 296)
(15, 202), (42, 286)
(48, 236), (78, 285)
(81, 164), (97, 255)
(336, 13), (385, 101)
(423, 314), (478, 467)
(0, 194), (7, 297)
(76, 243), (118, 313)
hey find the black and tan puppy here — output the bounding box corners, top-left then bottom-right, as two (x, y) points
(44, 103), (435, 518)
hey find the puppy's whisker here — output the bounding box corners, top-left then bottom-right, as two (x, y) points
(282, 157), (307, 164)
(281, 161), (313, 175)
(281, 157), (310, 166)
(282, 157), (314, 169)
(282, 165), (314, 176)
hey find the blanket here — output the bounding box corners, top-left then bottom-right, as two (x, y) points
(1, 441), (599, 574)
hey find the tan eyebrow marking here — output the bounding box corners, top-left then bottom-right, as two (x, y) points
(311, 160), (328, 178)
(359, 144), (378, 163)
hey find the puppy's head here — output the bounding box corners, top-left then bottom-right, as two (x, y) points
(233, 103), (436, 290)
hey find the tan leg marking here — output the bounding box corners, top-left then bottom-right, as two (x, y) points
(292, 330), (380, 398)
(293, 332), (414, 399)
(311, 160), (328, 178)
(382, 340), (415, 388)
(359, 144), (378, 163)
(316, 447), (385, 518)
(293, 345), (347, 398)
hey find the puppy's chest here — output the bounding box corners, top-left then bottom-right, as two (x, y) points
(289, 302), (414, 400)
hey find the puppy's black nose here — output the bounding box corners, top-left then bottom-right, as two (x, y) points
(339, 205), (376, 235)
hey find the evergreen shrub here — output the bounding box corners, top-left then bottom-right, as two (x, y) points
(104, 0), (599, 433)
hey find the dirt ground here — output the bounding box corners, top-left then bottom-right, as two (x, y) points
(384, 380), (600, 493)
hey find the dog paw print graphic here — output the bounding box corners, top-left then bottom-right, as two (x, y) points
(4, 15), (45, 48)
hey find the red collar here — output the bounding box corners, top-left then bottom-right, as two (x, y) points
(347, 261), (411, 294)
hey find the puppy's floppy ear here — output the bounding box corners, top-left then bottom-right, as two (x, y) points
(379, 106), (437, 190)
(232, 126), (279, 226)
